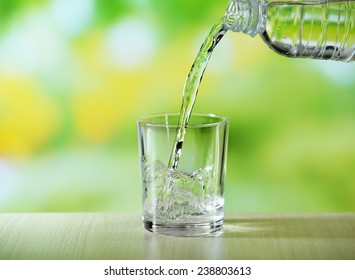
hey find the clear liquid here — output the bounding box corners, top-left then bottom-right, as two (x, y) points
(168, 21), (227, 169)
(262, 0), (355, 61)
(142, 21), (227, 229)
(142, 157), (224, 224)
(142, 158), (224, 224)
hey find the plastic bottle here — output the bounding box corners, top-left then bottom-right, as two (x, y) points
(223, 0), (355, 61)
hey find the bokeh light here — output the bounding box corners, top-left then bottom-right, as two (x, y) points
(0, 0), (354, 212)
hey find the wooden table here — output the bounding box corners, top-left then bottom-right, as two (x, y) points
(0, 213), (354, 260)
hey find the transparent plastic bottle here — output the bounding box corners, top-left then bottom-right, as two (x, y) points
(223, 0), (355, 61)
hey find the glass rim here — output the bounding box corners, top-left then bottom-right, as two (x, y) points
(137, 113), (228, 128)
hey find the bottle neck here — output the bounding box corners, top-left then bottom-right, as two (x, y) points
(223, 0), (267, 36)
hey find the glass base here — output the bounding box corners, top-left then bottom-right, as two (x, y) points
(143, 219), (223, 237)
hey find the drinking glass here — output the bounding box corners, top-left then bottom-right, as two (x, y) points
(137, 113), (228, 236)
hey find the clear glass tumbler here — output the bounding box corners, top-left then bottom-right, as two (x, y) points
(137, 113), (229, 236)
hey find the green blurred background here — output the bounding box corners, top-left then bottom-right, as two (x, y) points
(0, 0), (354, 213)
